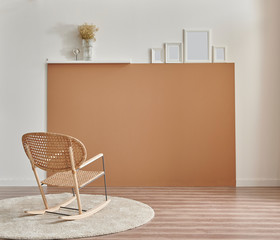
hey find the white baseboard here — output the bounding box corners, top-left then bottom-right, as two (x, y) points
(0, 178), (37, 186)
(237, 178), (280, 187)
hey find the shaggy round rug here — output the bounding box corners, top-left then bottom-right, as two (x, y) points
(0, 193), (154, 239)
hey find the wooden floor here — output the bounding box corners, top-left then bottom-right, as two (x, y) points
(1, 187), (280, 240)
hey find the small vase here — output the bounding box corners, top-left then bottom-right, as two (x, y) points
(82, 39), (94, 61)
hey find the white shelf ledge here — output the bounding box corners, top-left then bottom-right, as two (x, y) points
(46, 59), (131, 64)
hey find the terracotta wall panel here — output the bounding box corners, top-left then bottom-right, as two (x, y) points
(47, 63), (235, 186)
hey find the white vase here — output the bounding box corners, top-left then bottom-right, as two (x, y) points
(82, 39), (94, 61)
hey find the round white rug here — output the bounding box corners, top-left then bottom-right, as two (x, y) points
(0, 193), (154, 239)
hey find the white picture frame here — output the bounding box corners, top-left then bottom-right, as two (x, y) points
(165, 43), (183, 63)
(212, 46), (227, 63)
(184, 30), (211, 63)
(151, 48), (164, 63)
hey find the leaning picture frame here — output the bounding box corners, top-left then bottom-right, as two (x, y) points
(165, 43), (183, 63)
(184, 30), (211, 63)
(212, 46), (227, 63)
(151, 48), (165, 63)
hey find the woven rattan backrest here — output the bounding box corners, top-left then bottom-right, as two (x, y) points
(22, 132), (87, 172)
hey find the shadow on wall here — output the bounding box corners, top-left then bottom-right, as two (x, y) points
(47, 23), (82, 60)
(259, 0), (280, 179)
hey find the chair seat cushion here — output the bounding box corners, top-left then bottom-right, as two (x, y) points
(42, 170), (104, 188)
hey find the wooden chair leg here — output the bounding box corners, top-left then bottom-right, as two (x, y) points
(74, 184), (83, 214)
(36, 178), (49, 209)
(69, 146), (83, 214)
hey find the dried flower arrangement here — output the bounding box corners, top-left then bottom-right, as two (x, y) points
(78, 23), (99, 41)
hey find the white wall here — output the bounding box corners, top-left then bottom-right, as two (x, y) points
(0, 0), (279, 186)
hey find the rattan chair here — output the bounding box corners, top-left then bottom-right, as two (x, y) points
(22, 132), (110, 220)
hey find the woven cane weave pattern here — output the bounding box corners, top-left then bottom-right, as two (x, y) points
(42, 170), (104, 187)
(22, 132), (87, 171)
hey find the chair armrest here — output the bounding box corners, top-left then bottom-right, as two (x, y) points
(78, 153), (103, 170)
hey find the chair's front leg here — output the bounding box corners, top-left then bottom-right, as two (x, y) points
(102, 156), (108, 201)
(69, 146), (83, 214)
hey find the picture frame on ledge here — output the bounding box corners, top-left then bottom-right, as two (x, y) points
(151, 48), (165, 63)
(212, 46), (227, 63)
(165, 43), (183, 63)
(184, 30), (211, 63)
